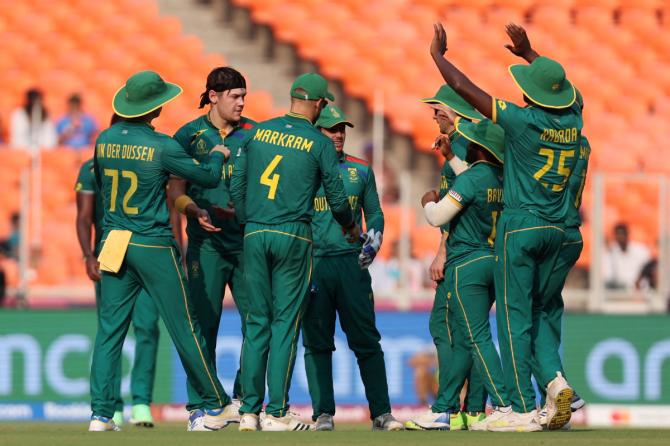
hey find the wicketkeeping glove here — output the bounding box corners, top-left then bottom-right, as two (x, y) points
(358, 229), (383, 269)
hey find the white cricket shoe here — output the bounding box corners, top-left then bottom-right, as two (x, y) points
(314, 413), (335, 431)
(404, 409), (449, 431)
(203, 403), (241, 430)
(545, 372), (573, 430)
(469, 407), (511, 431)
(372, 413), (404, 431)
(88, 415), (121, 432)
(261, 412), (312, 431)
(239, 413), (260, 432)
(487, 410), (542, 432)
(187, 409), (212, 431)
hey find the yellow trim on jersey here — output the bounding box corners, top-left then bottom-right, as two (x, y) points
(492, 97), (497, 123)
(507, 66), (576, 110)
(453, 254), (507, 407)
(169, 247), (224, 407)
(244, 229), (312, 243)
(285, 112), (313, 124)
(128, 242), (172, 249)
(502, 224), (564, 412)
(446, 194), (464, 209)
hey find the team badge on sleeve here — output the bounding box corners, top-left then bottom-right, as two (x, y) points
(448, 189), (463, 203)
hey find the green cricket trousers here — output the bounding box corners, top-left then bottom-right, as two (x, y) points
(532, 227), (583, 397)
(95, 281), (159, 411)
(90, 235), (230, 418)
(445, 252), (511, 409)
(239, 222), (312, 417)
(431, 263), (487, 413)
(302, 253), (391, 420)
(185, 243), (249, 411)
(493, 209), (565, 413)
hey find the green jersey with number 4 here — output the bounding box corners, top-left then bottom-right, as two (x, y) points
(230, 112), (353, 228)
(312, 153), (383, 257)
(493, 99), (582, 222)
(174, 115), (256, 252)
(564, 135), (590, 229)
(94, 121), (224, 239)
(444, 161), (504, 265)
(439, 132), (469, 233)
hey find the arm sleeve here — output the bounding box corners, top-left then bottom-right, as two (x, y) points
(448, 155), (469, 176)
(161, 138), (223, 188)
(230, 143), (248, 224)
(425, 173), (476, 227)
(362, 168), (384, 233)
(75, 162), (95, 193)
(424, 197), (462, 227)
(492, 98), (527, 140)
(318, 141), (353, 228)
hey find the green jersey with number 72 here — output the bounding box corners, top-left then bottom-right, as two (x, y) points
(230, 112), (352, 227)
(94, 121), (225, 238)
(492, 98), (582, 222)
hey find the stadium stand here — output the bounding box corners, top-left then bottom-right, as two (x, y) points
(228, 0), (668, 265)
(0, 0), (666, 295)
(0, 0), (285, 289)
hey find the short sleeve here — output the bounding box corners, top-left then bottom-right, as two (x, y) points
(75, 162), (95, 194)
(447, 171), (476, 209)
(492, 98), (527, 140)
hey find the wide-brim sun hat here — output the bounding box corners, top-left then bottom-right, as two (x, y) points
(508, 56), (575, 109)
(113, 70), (183, 118)
(420, 84), (485, 121)
(455, 117), (504, 164)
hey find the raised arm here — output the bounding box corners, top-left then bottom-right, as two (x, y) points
(504, 23), (540, 64)
(430, 22), (493, 118)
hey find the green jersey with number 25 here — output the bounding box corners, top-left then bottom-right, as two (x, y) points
(493, 98), (582, 222)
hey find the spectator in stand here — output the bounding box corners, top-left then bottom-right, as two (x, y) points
(603, 222), (652, 290)
(10, 88), (57, 150)
(56, 94), (98, 148)
(0, 213), (20, 260)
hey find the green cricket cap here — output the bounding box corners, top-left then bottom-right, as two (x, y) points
(290, 72), (335, 101)
(315, 104), (354, 129)
(509, 56), (575, 109)
(455, 117), (504, 164)
(420, 84), (485, 121)
(113, 70), (183, 118)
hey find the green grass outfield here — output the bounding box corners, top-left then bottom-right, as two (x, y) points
(0, 423), (668, 446)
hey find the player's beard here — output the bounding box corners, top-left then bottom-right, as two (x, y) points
(465, 145), (478, 164)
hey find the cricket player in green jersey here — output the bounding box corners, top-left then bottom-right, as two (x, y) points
(430, 23), (582, 430)
(168, 67), (256, 431)
(421, 119), (530, 432)
(535, 91), (590, 427)
(505, 25), (589, 428)
(301, 105), (403, 432)
(231, 73), (359, 432)
(76, 150), (159, 428)
(89, 70), (238, 432)
(406, 86), (488, 431)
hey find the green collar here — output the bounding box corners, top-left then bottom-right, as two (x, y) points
(285, 112), (313, 124)
(469, 160), (499, 169)
(120, 120), (155, 130)
(337, 150), (346, 162)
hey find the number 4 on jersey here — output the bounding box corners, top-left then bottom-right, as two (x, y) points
(260, 155), (283, 199)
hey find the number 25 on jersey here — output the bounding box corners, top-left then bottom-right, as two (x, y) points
(260, 155), (283, 200)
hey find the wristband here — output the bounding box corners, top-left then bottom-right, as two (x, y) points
(175, 195), (195, 215)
